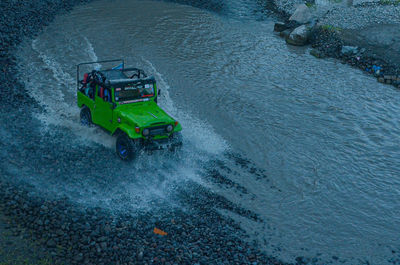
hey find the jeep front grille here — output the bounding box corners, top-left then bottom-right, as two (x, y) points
(148, 125), (168, 136)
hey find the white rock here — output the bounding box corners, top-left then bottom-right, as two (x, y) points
(286, 25), (311, 46)
(289, 4), (312, 24)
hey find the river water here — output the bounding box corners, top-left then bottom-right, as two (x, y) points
(16, 0), (400, 264)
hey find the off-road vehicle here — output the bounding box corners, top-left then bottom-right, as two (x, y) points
(76, 59), (182, 160)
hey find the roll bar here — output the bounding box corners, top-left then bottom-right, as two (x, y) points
(76, 59), (124, 90)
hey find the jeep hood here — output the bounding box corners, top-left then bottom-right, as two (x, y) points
(116, 102), (175, 127)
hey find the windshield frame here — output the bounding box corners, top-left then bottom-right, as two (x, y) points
(114, 81), (155, 104)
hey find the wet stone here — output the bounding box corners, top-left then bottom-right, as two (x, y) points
(274, 22), (288, 32)
(47, 239), (56, 248)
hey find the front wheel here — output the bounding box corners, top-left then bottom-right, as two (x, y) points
(169, 132), (183, 152)
(116, 134), (138, 161)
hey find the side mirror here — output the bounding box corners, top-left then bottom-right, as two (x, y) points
(158, 89), (161, 96)
(112, 102), (117, 109)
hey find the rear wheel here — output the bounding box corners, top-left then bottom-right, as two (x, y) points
(80, 107), (92, 127)
(116, 133), (138, 161)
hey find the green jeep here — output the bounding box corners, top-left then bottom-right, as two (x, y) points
(76, 59), (182, 160)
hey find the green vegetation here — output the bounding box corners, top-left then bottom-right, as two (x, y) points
(321, 24), (343, 33)
(305, 2), (315, 8)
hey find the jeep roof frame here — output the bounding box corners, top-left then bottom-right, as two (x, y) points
(76, 59), (124, 90)
(105, 76), (156, 87)
(76, 59), (155, 89)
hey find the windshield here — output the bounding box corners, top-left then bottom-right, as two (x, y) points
(114, 83), (155, 103)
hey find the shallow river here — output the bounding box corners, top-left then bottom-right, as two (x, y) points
(16, 0), (400, 264)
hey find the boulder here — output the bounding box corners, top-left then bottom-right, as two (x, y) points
(280, 29), (292, 39)
(274, 22), (288, 32)
(286, 25), (311, 46)
(310, 48), (326, 58)
(289, 4), (312, 24)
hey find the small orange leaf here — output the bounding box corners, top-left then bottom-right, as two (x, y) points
(153, 227), (168, 236)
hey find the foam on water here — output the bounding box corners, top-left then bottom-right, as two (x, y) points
(18, 37), (115, 148)
(83, 37), (102, 69)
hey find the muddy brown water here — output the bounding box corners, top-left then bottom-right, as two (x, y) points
(15, 0), (400, 264)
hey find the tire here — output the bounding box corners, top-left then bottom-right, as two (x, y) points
(169, 132), (183, 152)
(116, 133), (138, 161)
(80, 107), (92, 127)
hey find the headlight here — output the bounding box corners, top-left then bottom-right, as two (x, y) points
(142, 128), (150, 136)
(166, 125), (173, 132)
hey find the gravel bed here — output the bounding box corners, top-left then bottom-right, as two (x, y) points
(319, 3), (400, 30)
(272, 0), (303, 15)
(0, 210), (54, 264)
(0, 178), (284, 265)
(271, 0), (400, 30)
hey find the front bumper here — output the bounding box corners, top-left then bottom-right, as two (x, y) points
(141, 133), (182, 151)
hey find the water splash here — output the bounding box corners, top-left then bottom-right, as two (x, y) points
(142, 58), (229, 155)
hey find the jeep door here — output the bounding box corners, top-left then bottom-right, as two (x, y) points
(93, 86), (114, 131)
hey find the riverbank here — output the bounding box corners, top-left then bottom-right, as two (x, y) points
(0, 176), (284, 264)
(270, 0), (400, 89)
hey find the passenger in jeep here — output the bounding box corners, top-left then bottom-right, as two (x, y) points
(81, 73), (95, 99)
(104, 88), (111, 102)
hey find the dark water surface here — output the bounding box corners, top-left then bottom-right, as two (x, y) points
(16, 0), (400, 263)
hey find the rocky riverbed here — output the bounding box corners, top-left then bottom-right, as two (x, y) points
(0, 210), (54, 264)
(0, 177), (284, 264)
(2, 0), (400, 264)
